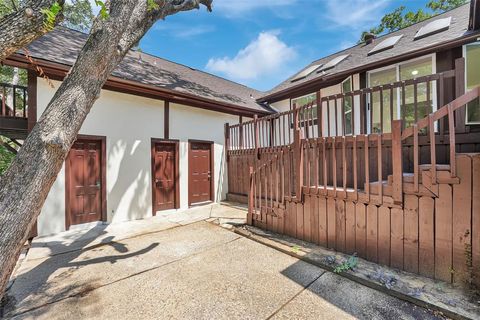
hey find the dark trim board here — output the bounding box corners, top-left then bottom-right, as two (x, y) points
(150, 138), (180, 215)
(65, 135), (107, 230)
(164, 101), (170, 139)
(188, 139), (215, 207)
(3, 54), (270, 118)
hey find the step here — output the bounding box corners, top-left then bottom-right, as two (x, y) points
(418, 164), (451, 171)
(387, 170), (459, 186)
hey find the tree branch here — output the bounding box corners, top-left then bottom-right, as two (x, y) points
(0, 0), (62, 62)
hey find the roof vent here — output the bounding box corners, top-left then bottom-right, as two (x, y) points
(364, 33), (376, 45)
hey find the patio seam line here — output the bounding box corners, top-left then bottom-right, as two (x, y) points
(6, 235), (243, 318)
(264, 271), (326, 320)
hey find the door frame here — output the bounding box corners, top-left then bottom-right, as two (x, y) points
(65, 134), (107, 230)
(151, 138), (180, 215)
(188, 139), (215, 206)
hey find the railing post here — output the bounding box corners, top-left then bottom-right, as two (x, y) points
(239, 116), (244, 149)
(27, 70), (37, 131)
(316, 90), (322, 137)
(293, 103), (304, 200)
(254, 115), (259, 159)
(248, 166), (254, 225)
(392, 120), (403, 205)
(454, 57), (466, 133)
(224, 123), (230, 162)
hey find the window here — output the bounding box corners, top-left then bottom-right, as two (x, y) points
(342, 77), (353, 135)
(292, 93), (317, 123)
(292, 93), (316, 108)
(368, 35), (403, 55)
(291, 64), (322, 82)
(414, 17), (451, 40)
(367, 55), (434, 133)
(399, 57), (434, 129)
(465, 43), (480, 124)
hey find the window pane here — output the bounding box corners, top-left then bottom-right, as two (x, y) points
(292, 93), (316, 108)
(466, 44), (480, 123)
(370, 68), (396, 133)
(400, 57), (433, 129)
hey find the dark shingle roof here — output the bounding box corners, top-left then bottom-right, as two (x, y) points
(22, 27), (270, 114)
(260, 3), (479, 101)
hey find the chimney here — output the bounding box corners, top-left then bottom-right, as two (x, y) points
(469, 0), (480, 31)
(364, 32), (376, 45)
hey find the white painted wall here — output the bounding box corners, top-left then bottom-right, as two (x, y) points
(270, 99), (290, 112)
(169, 103), (238, 209)
(36, 78), (239, 236)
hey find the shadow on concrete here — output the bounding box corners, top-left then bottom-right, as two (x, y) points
(2, 225), (158, 318)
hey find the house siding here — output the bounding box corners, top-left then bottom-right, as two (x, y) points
(36, 78), (239, 237)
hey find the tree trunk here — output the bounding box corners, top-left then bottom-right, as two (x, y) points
(0, 0), (60, 62)
(0, 0), (212, 299)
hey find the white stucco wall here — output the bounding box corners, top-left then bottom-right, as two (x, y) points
(36, 78), (239, 236)
(270, 99), (290, 113)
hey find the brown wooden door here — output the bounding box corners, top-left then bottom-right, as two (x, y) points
(189, 142), (212, 205)
(153, 142), (176, 211)
(67, 139), (103, 228)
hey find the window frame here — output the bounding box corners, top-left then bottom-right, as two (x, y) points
(341, 76), (354, 135)
(463, 42), (480, 125)
(366, 53), (437, 133)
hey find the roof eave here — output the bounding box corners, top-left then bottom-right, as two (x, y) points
(6, 53), (272, 117)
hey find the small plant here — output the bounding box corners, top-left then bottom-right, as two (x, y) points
(333, 255), (358, 273)
(291, 245), (300, 253)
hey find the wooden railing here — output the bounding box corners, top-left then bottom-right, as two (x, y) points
(227, 59), (467, 153)
(0, 82), (28, 118)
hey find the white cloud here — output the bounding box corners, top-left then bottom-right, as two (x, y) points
(324, 0), (392, 28)
(206, 31), (296, 81)
(214, 0), (297, 16)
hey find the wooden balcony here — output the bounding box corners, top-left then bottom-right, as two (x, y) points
(225, 59), (480, 285)
(0, 82), (29, 139)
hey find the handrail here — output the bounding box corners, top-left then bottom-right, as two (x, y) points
(0, 82), (28, 119)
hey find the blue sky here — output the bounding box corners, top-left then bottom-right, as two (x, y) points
(138, 0), (430, 92)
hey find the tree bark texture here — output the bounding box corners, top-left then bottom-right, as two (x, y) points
(0, 0), (60, 62)
(0, 0), (212, 298)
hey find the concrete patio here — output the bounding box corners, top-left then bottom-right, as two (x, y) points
(1, 204), (443, 319)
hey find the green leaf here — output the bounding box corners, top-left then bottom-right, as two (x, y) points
(41, 1), (62, 31)
(95, 0), (109, 19)
(147, 0), (159, 11)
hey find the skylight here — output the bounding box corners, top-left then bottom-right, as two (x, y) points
(368, 35), (403, 55)
(291, 64), (322, 82)
(414, 17), (451, 40)
(317, 54), (349, 72)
